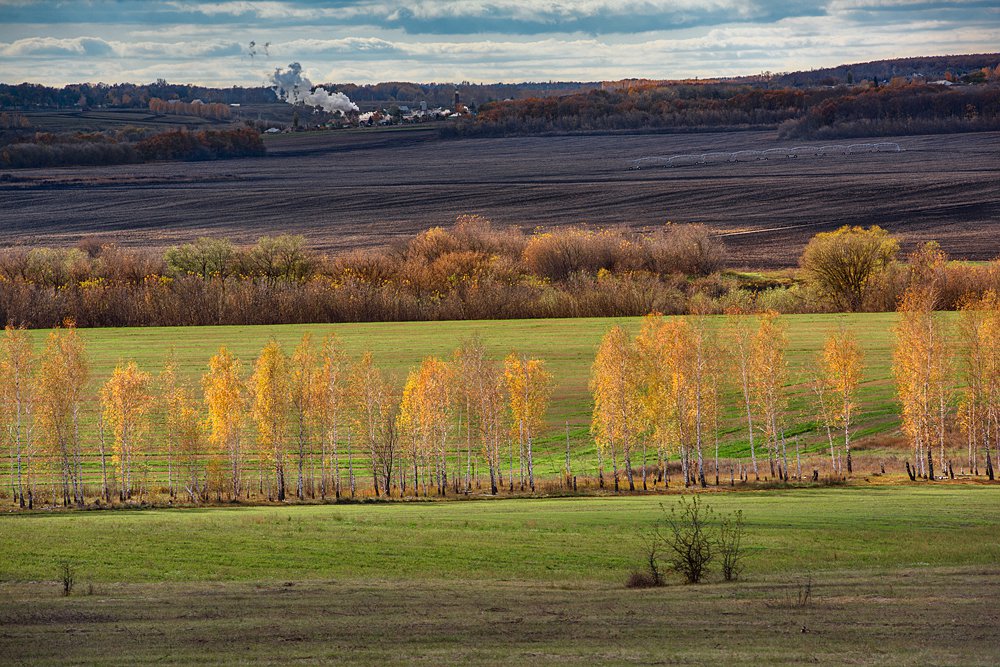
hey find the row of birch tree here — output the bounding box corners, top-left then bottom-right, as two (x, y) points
(4, 280), (1000, 506)
(0, 326), (554, 507)
(589, 310), (864, 490)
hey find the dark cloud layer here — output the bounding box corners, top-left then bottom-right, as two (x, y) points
(0, 0), (995, 85)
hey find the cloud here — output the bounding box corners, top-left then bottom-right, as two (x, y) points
(0, 36), (117, 57)
(0, 0), (996, 85)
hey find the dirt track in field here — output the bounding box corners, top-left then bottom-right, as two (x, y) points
(1, 128), (997, 267)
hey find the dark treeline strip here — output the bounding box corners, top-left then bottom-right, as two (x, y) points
(0, 126), (264, 169)
(2, 220), (1000, 329)
(773, 53), (1000, 87)
(447, 81), (1000, 139)
(0, 80), (599, 112)
(778, 84), (1000, 139)
(147, 98), (232, 120)
(4, 53), (994, 112)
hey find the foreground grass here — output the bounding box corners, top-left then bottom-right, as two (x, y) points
(4, 568), (999, 665)
(3, 486), (1000, 664)
(3, 487), (999, 584)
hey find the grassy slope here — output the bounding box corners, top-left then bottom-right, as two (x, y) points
(3, 487), (998, 584)
(3, 487), (1000, 665)
(22, 312), (905, 486)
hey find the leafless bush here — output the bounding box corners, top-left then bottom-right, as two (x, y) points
(626, 570), (662, 588)
(523, 227), (622, 281)
(718, 509), (746, 581)
(629, 531), (665, 588)
(59, 561), (76, 596)
(452, 214), (527, 260)
(643, 224), (726, 276)
(658, 495), (714, 584)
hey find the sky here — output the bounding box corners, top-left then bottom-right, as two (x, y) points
(0, 1), (997, 87)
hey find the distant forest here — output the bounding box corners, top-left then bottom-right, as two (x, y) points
(454, 80), (1000, 139)
(0, 53), (997, 149)
(2, 52), (995, 111)
(0, 80), (597, 111)
(0, 127), (264, 169)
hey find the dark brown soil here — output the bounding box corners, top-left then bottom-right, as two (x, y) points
(2, 128), (997, 267)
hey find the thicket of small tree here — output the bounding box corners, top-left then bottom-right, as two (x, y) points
(0, 220), (734, 328)
(3, 220), (999, 329)
(450, 80), (1000, 138)
(0, 126), (264, 168)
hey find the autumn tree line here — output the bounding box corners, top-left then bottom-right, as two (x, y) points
(0, 326), (558, 508)
(0, 126), (264, 169)
(3, 221), (1000, 329)
(147, 98), (232, 120)
(450, 80), (1000, 139)
(6, 272), (1000, 509)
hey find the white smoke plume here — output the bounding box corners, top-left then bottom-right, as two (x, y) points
(270, 62), (358, 114)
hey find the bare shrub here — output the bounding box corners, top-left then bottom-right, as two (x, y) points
(59, 561), (75, 596)
(658, 495), (714, 584)
(718, 509), (746, 581)
(523, 227), (621, 280)
(626, 570), (661, 588)
(452, 214), (526, 260)
(644, 224), (726, 276)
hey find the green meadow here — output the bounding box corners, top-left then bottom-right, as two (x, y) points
(3, 487), (1000, 665)
(21, 312), (908, 481)
(2, 486), (998, 583)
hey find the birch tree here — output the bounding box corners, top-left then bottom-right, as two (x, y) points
(202, 346), (245, 499)
(349, 352), (395, 496)
(159, 352), (180, 498)
(0, 326), (34, 508)
(750, 312), (788, 480)
(399, 357), (452, 495)
(173, 388), (206, 502)
(455, 337), (505, 495)
(591, 326), (642, 491)
(101, 361), (153, 501)
(727, 310), (761, 480)
(34, 324), (89, 506)
(893, 286), (949, 480)
(957, 292), (1000, 478)
(316, 334), (348, 498)
(821, 327), (864, 474)
(504, 353), (552, 493)
(250, 340), (291, 501)
(809, 356), (841, 475)
(290, 334), (320, 500)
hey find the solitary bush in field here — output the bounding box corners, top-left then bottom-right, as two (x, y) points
(647, 496), (749, 585)
(659, 495), (714, 584)
(718, 509), (746, 581)
(59, 561), (76, 596)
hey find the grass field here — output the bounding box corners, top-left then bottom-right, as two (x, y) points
(11, 311), (915, 493)
(3, 487), (1000, 664)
